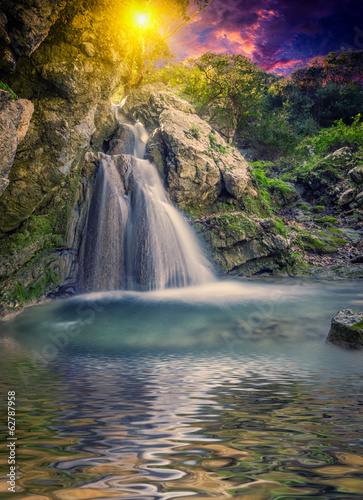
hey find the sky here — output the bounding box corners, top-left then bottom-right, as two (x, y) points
(168, 0), (363, 75)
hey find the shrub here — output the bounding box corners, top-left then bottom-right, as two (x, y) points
(304, 114), (363, 155)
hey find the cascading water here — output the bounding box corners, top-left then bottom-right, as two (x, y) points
(77, 123), (214, 292)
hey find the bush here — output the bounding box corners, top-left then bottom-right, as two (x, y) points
(305, 114), (363, 155)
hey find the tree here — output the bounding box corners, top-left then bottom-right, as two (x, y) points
(182, 53), (271, 134)
(124, 0), (214, 92)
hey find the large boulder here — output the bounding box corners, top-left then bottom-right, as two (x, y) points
(195, 214), (290, 275)
(339, 188), (357, 207)
(327, 310), (363, 349)
(123, 87), (250, 207)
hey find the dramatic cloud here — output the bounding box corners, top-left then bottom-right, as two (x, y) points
(168, 0), (363, 74)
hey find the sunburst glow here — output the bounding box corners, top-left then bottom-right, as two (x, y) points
(136, 13), (148, 27)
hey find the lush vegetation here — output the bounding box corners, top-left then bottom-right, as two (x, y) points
(146, 49), (363, 160)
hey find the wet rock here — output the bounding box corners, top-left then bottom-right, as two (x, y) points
(355, 191), (363, 208)
(108, 123), (135, 155)
(327, 309), (363, 349)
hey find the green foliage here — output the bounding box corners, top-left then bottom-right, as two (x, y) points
(8, 269), (60, 305)
(266, 50), (363, 130)
(188, 123), (202, 139)
(0, 82), (18, 100)
(208, 133), (228, 154)
(274, 218), (288, 237)
(125, 0), (214, 91)
(302, 233), (348, 254)
(181, 53), (268, 129)
(299, 204), (310, 210)
(315, 216), (337, 225)
(305, 114), (363, 155)
(313, 205), (325, 213)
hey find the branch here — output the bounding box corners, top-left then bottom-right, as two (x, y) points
(163, 0), (214, 41)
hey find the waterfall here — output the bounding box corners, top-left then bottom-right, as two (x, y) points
(77, 123), (214, 292)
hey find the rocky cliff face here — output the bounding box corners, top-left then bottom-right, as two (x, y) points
(0, 0), (132, 315)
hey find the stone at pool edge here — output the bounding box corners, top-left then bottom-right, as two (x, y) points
(327, 309), (363, 349)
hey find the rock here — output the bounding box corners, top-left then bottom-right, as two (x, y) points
(0, 0), (73, 75)
(0, 90), (34, 196)
(122, 87), (251, 206)
(0, 0), (130, 232)
(15, 99), (34, 142)
(339, 188), (356, 207)
(355, 191), (363, 208)
(322, 147), (352, 170)
(196, 213), (290, 275)
(349, 165), (363, 184)
(108, 123), (135, 155)
(327, 309), (363, 349)
(122, 85), (251, 206)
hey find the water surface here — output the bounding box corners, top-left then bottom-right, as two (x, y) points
(0, 279), (363, 499)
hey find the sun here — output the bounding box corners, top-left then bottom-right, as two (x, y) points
(136, 13), (148, 27)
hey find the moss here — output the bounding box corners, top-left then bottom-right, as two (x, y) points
(313, 205), (325, 213)
(274, 218), (288, 236)
(326, 227), (343, 236)
(351, 320), (363, 331)
(211, 212), (257, 234)
(250, 167), (299, 209)
(6, 267), (60, 305)
(242, 191), (272, 217)
(0, 215), (59, 260)
(315, 216), (337, 225)
(302, 232), (348, 254)
(300, 204), (310, 210)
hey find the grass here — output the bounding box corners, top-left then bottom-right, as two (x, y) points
(0, 82), (18, 100)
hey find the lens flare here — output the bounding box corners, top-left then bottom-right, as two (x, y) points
(136, 13), (148, 27)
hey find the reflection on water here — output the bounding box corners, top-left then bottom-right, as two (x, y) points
(0, 279), (363, 499)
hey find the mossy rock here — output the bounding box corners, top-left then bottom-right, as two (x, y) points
(301, 231), (348, 254)
(327, 309), (363, 349)
(315, 216), (337, 226)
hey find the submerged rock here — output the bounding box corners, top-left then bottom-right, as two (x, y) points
(327, 309), (363, 349)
